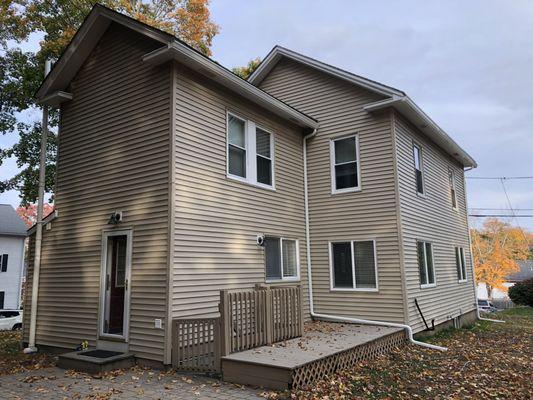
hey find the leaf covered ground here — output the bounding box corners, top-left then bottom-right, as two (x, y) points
(0, 331), (56, 376)
(264, 307), (533, 399)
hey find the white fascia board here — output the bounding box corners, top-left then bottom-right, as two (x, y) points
(365, 97), (477, 168)
(143, 44), (319, 130)
(249, 46), (404, 98)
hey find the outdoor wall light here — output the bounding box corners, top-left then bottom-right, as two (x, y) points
(107, 211), (123, 225)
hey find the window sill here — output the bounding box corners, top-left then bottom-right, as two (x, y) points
(420, 283), (436, 289)
(458, 279), (467, 283)
(416, 192), (426, 199)
(332, 187), (361, 195)
(266, 277), (300, 284)
(227, 174), (275, 191)
(330, 287), (378, 292)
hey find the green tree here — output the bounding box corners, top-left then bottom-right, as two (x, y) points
(0, 0), (219, 204)
(232, 57), (261, 79)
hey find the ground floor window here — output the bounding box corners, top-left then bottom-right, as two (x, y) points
(0, 291), (4, 309)
(265, 237), (299, 281)
(455, 246), (467, 282)
(329, 240), (377, 290)
(418, 241), (435, 287)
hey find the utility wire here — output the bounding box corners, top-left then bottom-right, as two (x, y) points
(469, 214), (533, 217)
(499, 178), (531, 246)
(469, 208), (533, 211)
(467, 176), (533, 180)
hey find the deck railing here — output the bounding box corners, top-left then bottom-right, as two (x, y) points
(220, 285), (304, 355)
(172, 317), (221, 373)
(172, 285), (303, 372)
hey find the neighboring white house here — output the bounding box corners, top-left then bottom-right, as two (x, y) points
(477, 260), (533, 301)
(0, 204), (27, 310)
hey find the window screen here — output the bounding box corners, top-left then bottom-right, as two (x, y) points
(418, 241), (435, 286)
(413, 145), (424, 194)
(228, 115), (246, 178)
(265, 237), (281, 280)
(256, 128), (272, 186)
(332, 136), (358, 191)
(332, 242), (353, 288)
(265, 237), (298, 280)
(331, 241), (377, 289)
(0, 254), (7, 272)
(354, 241), (376, 288)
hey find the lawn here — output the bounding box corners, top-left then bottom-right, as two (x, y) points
(273, 307), (532, 399)
(0, 331), (56, 376)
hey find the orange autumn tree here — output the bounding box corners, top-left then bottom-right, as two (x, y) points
(16, 203), (55, 227)
(471, 218), (530, 299)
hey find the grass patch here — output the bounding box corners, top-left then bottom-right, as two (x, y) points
(266, 307), (533, 399)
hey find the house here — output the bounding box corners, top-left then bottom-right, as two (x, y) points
(477, 260), (533, 301)
(24, 5), (478, 368)
(0, 204), (27, 310)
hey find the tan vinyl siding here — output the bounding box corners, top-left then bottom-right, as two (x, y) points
(394, 112), (476, 332)
(260, 58), (406, 323)
(171, 64), (309, 320)
(23, 23), (171, 361)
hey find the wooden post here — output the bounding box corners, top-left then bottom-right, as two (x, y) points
(219, 290), (231, 356)
(298, 285), (304, 336)
(265, 287), (273, 345)
(171, 320), (178, 368)
(213, 318), (222, 372)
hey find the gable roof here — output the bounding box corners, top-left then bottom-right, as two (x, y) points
(36, 5), (318, 130)
(0, 204), (27, 237)
(249, 46), (477, 168)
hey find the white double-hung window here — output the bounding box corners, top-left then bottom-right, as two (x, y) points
(417, 241), (435, 288)
(330, 135), (360, 194)
(455, 247), (467, 282)
(227, 113), (274, 188)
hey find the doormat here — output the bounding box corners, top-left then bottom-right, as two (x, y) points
(78, 349), (123, 359)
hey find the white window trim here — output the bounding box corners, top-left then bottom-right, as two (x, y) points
(328, 239), (379, 292)
(413, 142), (425, 197)
(456, 246), (467, 283)
(418, 241), (436, 288)
(330, 134), (361, 195)
(265, 237), (300, 283)
(226, 111), (275, 190)
(449, 168), (458, 211)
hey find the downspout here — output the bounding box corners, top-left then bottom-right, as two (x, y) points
(24, 60), (52, 354)
(463, 166), (504, 324)
(302, 127), (447, 352)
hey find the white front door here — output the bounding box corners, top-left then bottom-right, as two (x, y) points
(99, 230), (132, 341)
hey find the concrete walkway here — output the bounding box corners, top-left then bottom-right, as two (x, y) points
(0, 366), (264, 399)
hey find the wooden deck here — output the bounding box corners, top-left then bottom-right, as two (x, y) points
(222, 322), (406, 390)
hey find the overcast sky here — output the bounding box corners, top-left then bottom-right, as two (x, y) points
(1, 0), (532, 230)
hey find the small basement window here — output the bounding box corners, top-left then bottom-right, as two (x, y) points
(330, 240), (377, 290)
(417, 241), (435, 287)
(265, 237), (299, 281)
(331, 135), (360, 193)
(455, 246), (467, 282)
(413, 144), (424, 195)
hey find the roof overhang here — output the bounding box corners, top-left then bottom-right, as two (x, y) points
(143, 44), (318, 129)
(27, 210), (58, 236)
(39, 91), (73, 107)
(364, 97), (477, 168)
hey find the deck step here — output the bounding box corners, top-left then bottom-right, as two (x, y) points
(58, 349), (135, 374)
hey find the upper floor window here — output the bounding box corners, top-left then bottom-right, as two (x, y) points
(455, 247), (467, 282)
(331, 135), (360, 194)
(330, 240), (377, 291)
(413, 144), (424, 195)
(0, 254), (7, 272)
(449, 168), (458, 209)
(417, 241), (435, 288)
(227, 113), (274, 189)
(265, 237), (299, 281)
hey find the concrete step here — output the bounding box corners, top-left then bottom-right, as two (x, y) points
(58, 349), (135, 374)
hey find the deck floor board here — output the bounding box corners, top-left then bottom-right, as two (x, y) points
(222, 322), (403, 369)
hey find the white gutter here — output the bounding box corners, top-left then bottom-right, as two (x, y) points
(24, 60), (52, 354)
(302, 128), (447, 352)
